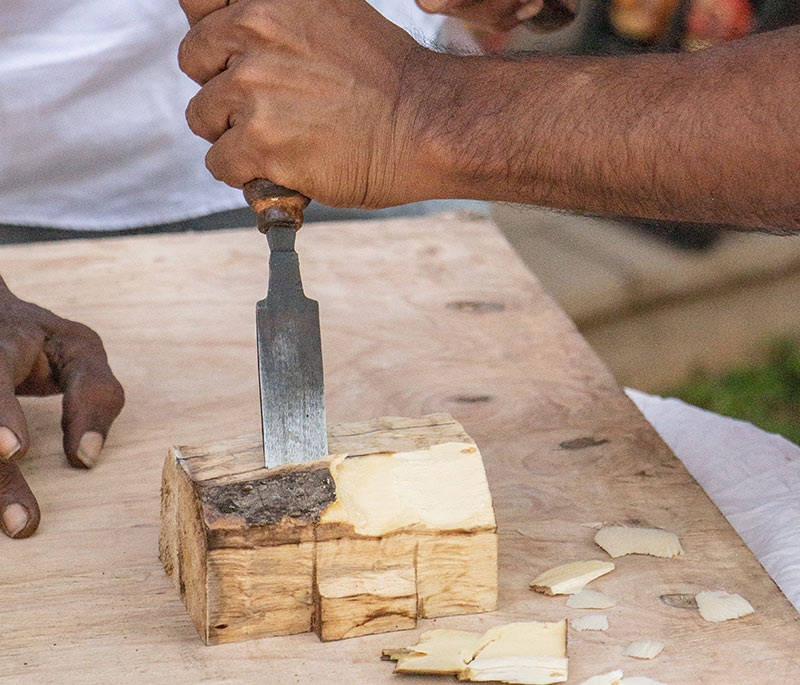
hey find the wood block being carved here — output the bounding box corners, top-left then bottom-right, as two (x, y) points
(159, 414), (498, 645)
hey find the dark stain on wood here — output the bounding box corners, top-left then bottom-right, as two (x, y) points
(446, 300), (505, 313)
(452, 394), (493, 404)
(559, 436), (610, 450)
(202, 466), (335, 527)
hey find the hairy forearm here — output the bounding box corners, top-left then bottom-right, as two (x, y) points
(416, 27), (800, 231)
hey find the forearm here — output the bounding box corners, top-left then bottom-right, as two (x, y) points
(418, 27), (800, 231)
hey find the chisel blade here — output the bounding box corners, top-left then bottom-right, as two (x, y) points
(257, 225), (327, 468)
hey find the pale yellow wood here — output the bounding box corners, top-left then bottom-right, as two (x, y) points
(175, 455), (208, 641)
(206, 544), (315, 644)
(1, 212), (798, 683)
(416, 532), (498, 618)
(315, 535), (417, 641)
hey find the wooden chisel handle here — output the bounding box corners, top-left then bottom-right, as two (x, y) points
(243, 179), (311, 234)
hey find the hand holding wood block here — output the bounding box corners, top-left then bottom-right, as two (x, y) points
(159, 414), (498, 644)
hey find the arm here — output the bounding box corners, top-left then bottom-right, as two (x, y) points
(419, 26), (800, 231)
(177, 0), (800, 232)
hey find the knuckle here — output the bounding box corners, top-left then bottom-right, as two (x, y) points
(0, 321), (43, 353)
(112, 380), (126, 414)
(229, 60), (262, 91)
(69, 321), (104, 349)
(206, 145), (247, 188)
(177, 33), (196, 76)
(204, 147), (225, 181)
(185, 95), (205, 136)
(231, 0), (276, 36)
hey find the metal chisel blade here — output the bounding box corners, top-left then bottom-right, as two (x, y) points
(257, 225), (327, 468)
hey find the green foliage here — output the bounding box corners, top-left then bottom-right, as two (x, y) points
(670, 337), (800, 445)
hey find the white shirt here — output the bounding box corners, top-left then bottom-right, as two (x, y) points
(0, 1), (441, 230)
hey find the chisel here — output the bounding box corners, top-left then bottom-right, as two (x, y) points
(243, 179), (328, 468)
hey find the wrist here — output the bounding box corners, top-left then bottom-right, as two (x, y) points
(395, 51), (503, 203)
(402, 53), (541, 203)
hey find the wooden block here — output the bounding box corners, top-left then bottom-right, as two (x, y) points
(416, 531), (498, 618)
(206, 544), (314, 642)
(315, 536), (417, 641)
(159, 413), (498, 644)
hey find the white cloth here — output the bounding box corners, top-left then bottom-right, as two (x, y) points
(627, 388), (800, 613)
(0, 1), (442, 230)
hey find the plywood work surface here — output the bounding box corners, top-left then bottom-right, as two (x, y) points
(1, 212), (798, 683)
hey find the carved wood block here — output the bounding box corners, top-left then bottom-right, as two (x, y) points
(159, 414), (498, 645)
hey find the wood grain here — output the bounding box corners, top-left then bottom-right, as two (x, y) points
(1, 212), (798, 683)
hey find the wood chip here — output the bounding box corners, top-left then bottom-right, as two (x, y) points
(530, 560), (615, 595)
(571, 615), (609, 632)
(383, 629), (483, 674)
(567, 589), (617, 609)
(460, 621), (568, 684)
(695, 590), (755, 623)
(594, 526), (683, 558)
(579, 670), (624, 685)
(384, 621), (568, 684)
(623, 641), (664, 660)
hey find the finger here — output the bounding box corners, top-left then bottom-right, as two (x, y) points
(437, 0), (532, 32)
(0, 460), (40, 539)
(516, 0), (545, 21)
(178, 8), (237, 85)
(186, 69), (242, 143)
(416, 0), (460, 14)
(205, 125), (264, 189)
(179, 0), (230, 27)
(0, 350), (35, 462)
(43, 323), (125, 469)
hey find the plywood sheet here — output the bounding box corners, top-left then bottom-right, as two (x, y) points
(1, 212), (798, 683)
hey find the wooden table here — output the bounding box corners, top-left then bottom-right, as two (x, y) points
(2, 213), (798, 683)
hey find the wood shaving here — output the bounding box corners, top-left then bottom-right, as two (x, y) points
(571, 615), (609, 632)
(623, 640), (664, 660)
(385, 620), (568, 684)
(530, 560), (615, 595)
(567, 589), (617, 609)
(594, 526), (683, 559)
(696, 590), (754, 623)
(579, 670), (624, 685)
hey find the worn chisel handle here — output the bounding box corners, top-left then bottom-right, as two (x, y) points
(243, 179), (311, 234)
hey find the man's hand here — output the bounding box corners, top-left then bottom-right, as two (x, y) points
(417, 0), (577, 48)
(178, 0), (444, 208)
(418, 0), (553, 34)
(0, 277), (124, 539)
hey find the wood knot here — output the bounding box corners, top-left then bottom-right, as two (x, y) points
(660, 593), (698, 610)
